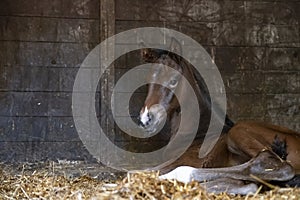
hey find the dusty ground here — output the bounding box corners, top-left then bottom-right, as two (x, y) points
(1, 161), (300, 199)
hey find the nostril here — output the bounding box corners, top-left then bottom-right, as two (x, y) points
(137, 116), (144, 127)
(147, 112), (153, 121)
(140, 122), (145, 128)
(138, 120), (145, 127)
(139, 108), (155, 128)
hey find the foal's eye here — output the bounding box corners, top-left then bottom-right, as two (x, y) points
(169, 79), (178, 87)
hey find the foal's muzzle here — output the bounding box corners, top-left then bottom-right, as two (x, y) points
(138, 112), (153, 128)
(138, 104), (167, 134)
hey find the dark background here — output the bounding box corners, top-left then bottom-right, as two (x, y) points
(0, 0), (299, 163)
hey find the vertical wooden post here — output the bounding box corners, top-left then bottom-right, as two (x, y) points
(100, 0), (115, 142)
(100, 0), (115, 42)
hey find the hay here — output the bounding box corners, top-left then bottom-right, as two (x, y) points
(1, 163), (300, 200)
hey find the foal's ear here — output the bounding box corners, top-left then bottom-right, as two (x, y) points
(139, 41), (160, 62)
(139, 41), (150, 61)
(140, 48), (159, 62)
(169, 37), (182, 56)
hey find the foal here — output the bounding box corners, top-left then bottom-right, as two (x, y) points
(138, 40), (300, 194)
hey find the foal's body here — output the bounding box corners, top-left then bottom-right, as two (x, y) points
(137, 41), (300, 193)
(162, 121), (300, 173)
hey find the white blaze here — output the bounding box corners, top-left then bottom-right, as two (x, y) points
(140, 106), (149, 125)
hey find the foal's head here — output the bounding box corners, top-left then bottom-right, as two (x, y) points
(138, 39), (201, 134)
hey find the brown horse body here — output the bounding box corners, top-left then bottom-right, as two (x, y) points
(163, 121), (300, 172)
(137, 41), (300, 194)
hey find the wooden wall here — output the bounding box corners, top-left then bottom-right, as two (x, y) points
(114, 0), (300, 132)
(0, 0), (299, 163)
(0, 0), (100, 162)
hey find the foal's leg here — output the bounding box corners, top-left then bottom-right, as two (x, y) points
(160, 150), (294, 183)
(201, 178), (258, 195)
(160, 150), (294, 193)
(271, 175), (300, 187)
(227, 121), (300, 171)
(226, 122), (270, 159)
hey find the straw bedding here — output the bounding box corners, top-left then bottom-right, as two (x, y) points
(1, 162), (300, 200)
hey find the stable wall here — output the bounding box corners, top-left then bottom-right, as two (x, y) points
(0, 0), (299, 163)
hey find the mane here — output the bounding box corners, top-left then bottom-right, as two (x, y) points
(180, 58), (234, 135)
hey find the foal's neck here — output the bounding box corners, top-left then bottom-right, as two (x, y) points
(186, 63), (233, 136)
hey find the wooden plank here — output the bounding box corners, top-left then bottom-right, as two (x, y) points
(0, 41), (96, 68)
(214, 47), (266, 72)
(0, 65), (55, 91)
(265, 48), (300, 71)
(206, 47), (299, 72)
(264, 72), (299, 94)
(115, 0), (225, 22)
(242, 1), (300, 25)
(0, 16), (99, 43)
(1, 66), (104, 92)
(116, 0), (299, 25)
(0, 0), (99, 19)
(0, 92), (100, 117)
(222, 71), (265, 94)
(215, 22), (300, 47)
(0, 66), (96, 92)
(49, 92), (100, 117)
(264, 116), (300, 133)
(245, 24), (300, 47)
(0, 116), (48, 142)
(265, 94), (300, 131)
(115, 20), (218, 46)
(0, 141), (95, 163)
(48, 92), (75, 117)
(99, 0), (115, 140)
(223, 71), (299, 95)
(227, 93), (266, 118)
(0, 116), (80, 142)
(116, 21), (300, 47)
(227, 93), (300, 132)
(230, 0), (300, 2)
(47, 117), (80, 142)
(0, 92), (49, 117)
(266, 94), (300, 116)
